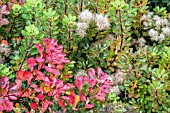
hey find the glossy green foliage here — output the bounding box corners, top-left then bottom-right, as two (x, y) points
(121, 45), (170, 112)
(148, 0), (170, 12)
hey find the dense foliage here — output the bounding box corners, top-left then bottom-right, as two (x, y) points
(0, 0), (170, 113)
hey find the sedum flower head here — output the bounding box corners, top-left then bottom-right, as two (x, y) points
(162, 27), (170, 36)
(95, 14), (110, 31)
(159, 34), (165, 41)
(76, 22), (89, 38)
(155, 19), (162, 27)
(141, 14), (147, 21)
(153, 15), (160, 21)
(138, 38), (146, 47)
(148, 29), (159, 41)
(161, 18), (168, 26)
(78, 10), (93, 23)
(168, 13), (170, 20)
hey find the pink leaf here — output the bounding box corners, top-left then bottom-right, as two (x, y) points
(56, 64), (64, 70)
(80, 93), (86, 102)
(36, 57), (44, 63)
(44, 66), (60, 75)
(88, 68), (95, 78)
(85, 104), (94, 109)
(16, 70), (25, 80)
(8, 95), (17, 100)
(88, 78), (96, 88)
(0, 76), (9, 89)
(0, 104), (4, 111)
(97, 67), (103, 77)
(42, 100), (49, 110)
(28, 57), (37, 71)
(4, 101), (13, 112)
(75, 79), (82, 91)
(99, 72), (108, 80)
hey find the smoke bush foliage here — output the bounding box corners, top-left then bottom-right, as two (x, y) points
(0, 0), (170, 113)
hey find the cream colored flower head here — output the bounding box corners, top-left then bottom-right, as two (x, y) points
(95, 14), (110, 31)
(78, 10), (93, 23)
(76, 22), (89, 38)
(148, 29), (159, 41)
(162, 27), (170, 36)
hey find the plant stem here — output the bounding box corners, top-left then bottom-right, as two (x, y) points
(80, 0), (84, 11)
(118, 10), (123, 50)
(19, 37), (34, 70)
(64, 0), (68, 15)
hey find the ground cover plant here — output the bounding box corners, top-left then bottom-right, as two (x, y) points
(0, 0), (170, 113)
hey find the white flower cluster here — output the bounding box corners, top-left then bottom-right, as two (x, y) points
(76, 22), (89, 38)
(0, 44), (10, 64)
(137, 37), (146, 47)
(76, 10), (110, 38)
(95, 14), (110, 31)
(141, 12), (170, 42)
(0, 44), (10, 57)
(78, 10), (93, 23)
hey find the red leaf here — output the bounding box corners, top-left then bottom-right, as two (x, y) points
(38, 93), (44, 100)
(56, 64), (64, 70)
(35, 44), (44, 56)
(30, 102), (38, 109)
(28, 57), (37, 71)
(80, 93), (86, 102)
(68, 90), (75, 104)
(85, 104), (94, 109)
(24, 71), (33, 84)
(88, 87), (94, 94)
(34, 70), (45, 80)
(58, 99), (66, 112)
(15, 78), (22, 88)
